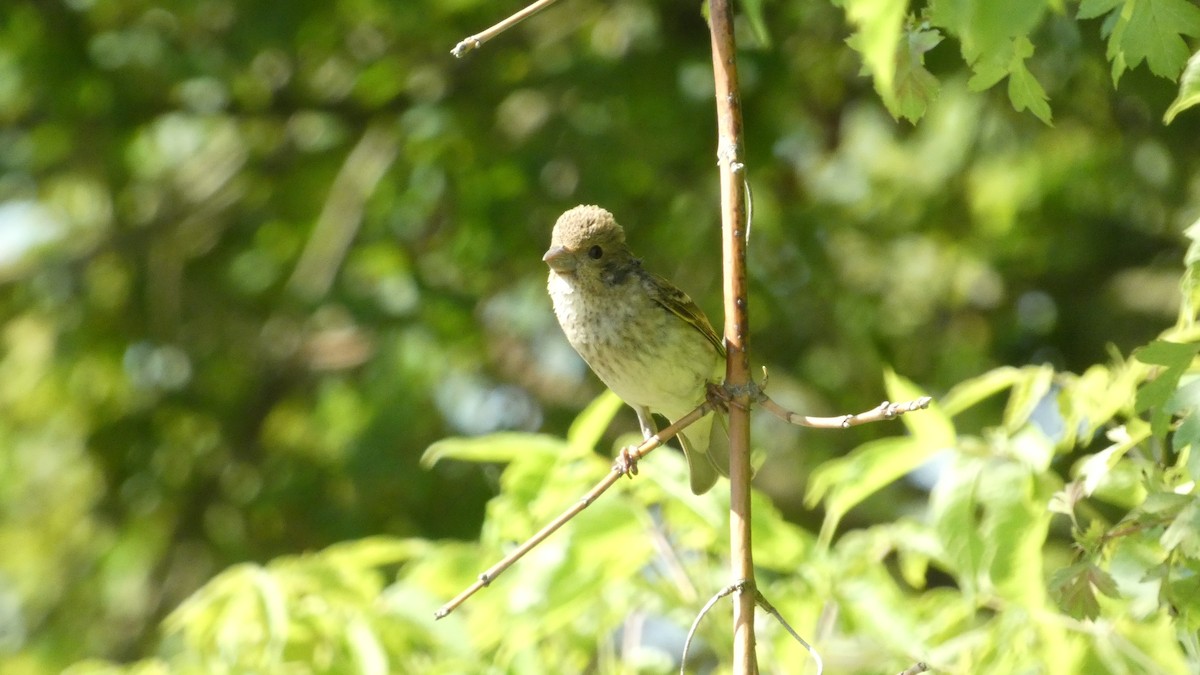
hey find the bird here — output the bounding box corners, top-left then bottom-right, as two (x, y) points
(544, 204), (728, 494)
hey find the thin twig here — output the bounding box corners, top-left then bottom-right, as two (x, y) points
(755, 592), (823, 675)
(434, 402), (713, 619)
(450, 0), (560, 57)
(759, 394), (932, 429)
(898, 663), (930, 675)
(681, 581), (745, 675)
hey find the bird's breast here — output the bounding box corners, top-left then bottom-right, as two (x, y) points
(547, 271), (719, 413)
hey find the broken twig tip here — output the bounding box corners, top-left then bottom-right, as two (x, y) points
(450, 38), (481, 58)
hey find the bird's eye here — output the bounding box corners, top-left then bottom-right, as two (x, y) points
(588, 245), (603, 260)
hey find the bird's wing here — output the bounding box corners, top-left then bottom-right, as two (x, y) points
(648, 272), (726, 358)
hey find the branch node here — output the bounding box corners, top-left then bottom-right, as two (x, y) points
(877, 400), (895, 419)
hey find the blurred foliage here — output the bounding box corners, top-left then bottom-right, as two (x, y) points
(0, 0), (1199, 672)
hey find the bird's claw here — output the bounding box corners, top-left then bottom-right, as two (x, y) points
(706, 381), (733, 412)
(614, 445), (640, 479)
(708, 378), (766, 412)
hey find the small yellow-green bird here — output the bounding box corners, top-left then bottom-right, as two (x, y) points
(544, 205), (728, 494)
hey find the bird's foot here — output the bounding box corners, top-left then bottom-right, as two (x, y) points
(708, 378), (765, 412)
(614, 445), (640, 479)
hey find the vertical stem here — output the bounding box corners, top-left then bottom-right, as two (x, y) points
(707, 0), (757, 673)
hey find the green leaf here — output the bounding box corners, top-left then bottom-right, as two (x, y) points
(739, 0), (772, 47)
(1049, 562), (1120, 620)
(566, 390), (624, 454)
(1007, 41), (1053, 124)
(886, 369), (955, 447)
(1078, 0), (1122, 20)
(930, 0), (1046, 63)
(1135, 339), (1200, 369)
(1164, 50), (1200, 123)
(1134, 340), (1200, 439)
(1003, 363), (1056, 429)
(420, 432), (565, 468)
(890, 24), (944, 122)
(1102, 0), (1200, 84)
(961, 35), (1053, 123)
(939, 366), (1024, 417)
(1162, 500), (1200, 557)
(346, 616), (388, 675)
(982, 465), (1052, 602)
(1075, 422), (1152, 496)
(1134, 340), (1199, 412)
(842, 0), (910, 110)
(1124, 0), (1200, 78)
(249, 566), (289, 657)
(807, 436), (944, 545)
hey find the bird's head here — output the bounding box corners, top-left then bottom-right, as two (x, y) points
(543, 205), (634, 277)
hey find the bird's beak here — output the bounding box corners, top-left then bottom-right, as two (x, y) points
(543, 246), (577, 274)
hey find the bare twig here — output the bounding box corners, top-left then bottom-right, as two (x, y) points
(755, 592), (823, 675)
(758, 394), (933, 429)
(898, 662), (930, 675)
(450, 0), (560, 57)
(681, 581), (745, 675)
(433, 401), (713, 619)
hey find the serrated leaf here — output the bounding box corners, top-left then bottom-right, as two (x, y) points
(843, 0), (910, 111)
(420, 432), (564, 468)
(931, 0), (1046, 62)
(844, 0), (910, 85)
(891, 25), (944, 121)
(966, 49), (1011, 91)
(1049, 562), (1118, 619)
(1008, 51), (1053, 124)
(1164, 50), (1200, 123)
(1103, 0), (1200, 84)
(1126, 0), (1200, 78)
